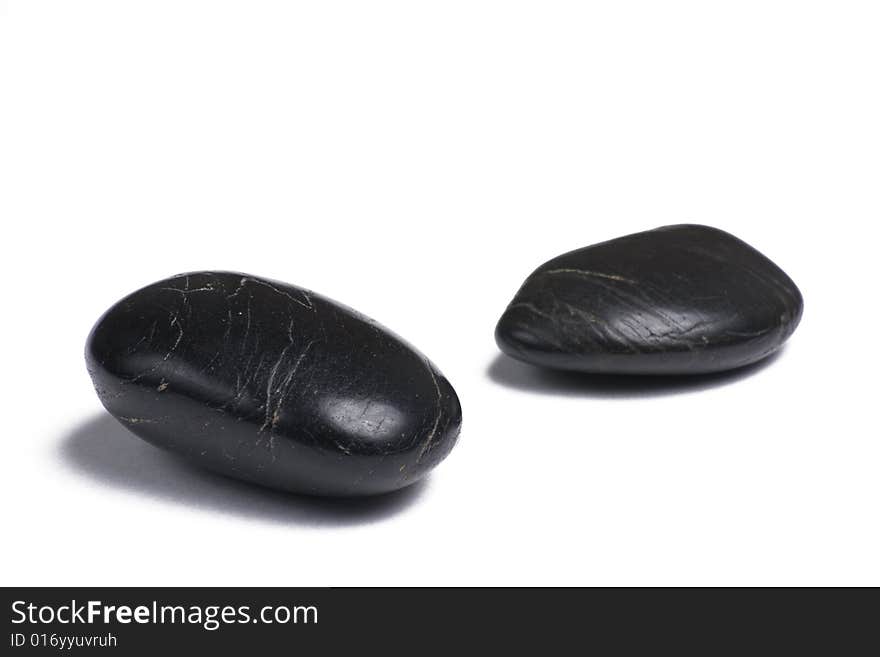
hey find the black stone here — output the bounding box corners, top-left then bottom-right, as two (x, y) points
(495, 225), (803, 375)
(86, 272), (461, 497)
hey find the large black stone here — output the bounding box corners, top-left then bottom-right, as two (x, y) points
(495, 225), (803, 375)
(86, 272), (461, 497)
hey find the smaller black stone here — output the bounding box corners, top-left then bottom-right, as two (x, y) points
(495, 225), (803, 375)
(86, 272), (462, 497)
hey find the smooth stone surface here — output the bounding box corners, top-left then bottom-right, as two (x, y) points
(495, 224), (803, 375)
(86, 271), (461, 497)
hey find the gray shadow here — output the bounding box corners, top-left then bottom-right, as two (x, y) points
(487, 348), (783, 398)
(58, 413), (426, 527)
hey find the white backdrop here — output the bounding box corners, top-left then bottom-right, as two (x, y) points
(1, 1), (878, 586)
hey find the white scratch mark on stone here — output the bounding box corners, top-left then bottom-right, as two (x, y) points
(416, 360), (443, 464)
(543, 268), (636, 284)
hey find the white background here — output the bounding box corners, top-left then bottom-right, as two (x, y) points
(1, 1), (878, 586)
